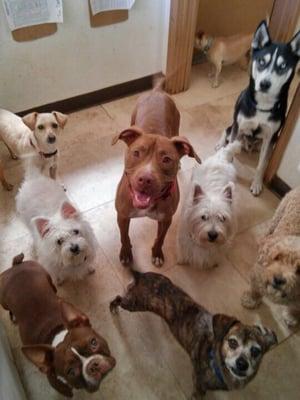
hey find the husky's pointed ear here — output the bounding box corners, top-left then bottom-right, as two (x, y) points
(290, 30), (300, 58)
(111, 126), (144, 146)
(252, 20), (271, 50)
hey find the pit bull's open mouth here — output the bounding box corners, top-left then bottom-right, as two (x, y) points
(132, 189), (152, 209)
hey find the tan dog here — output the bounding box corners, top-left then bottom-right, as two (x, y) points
(241, 187), (300, 327)
(195, 31), (252, 88)
(0, 109), (68, 190)
(113, 80), (201, 267)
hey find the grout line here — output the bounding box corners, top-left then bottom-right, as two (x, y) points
(101, 104), (115, 120)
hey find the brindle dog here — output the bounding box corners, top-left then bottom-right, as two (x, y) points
(110, 271), (277, 399)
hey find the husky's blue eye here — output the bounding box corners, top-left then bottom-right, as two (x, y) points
(280, 62), (286, 70)
(258, 58), (265, 67)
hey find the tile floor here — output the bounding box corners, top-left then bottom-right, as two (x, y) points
(0, 63), (299, 400)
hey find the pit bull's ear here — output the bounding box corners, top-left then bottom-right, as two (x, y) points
(61, 301), (91, 329)
(111, 126), (144, 146)
(254, 325), (278, 351)
(61, 202), (78, 219)
(22, 112), (38, 130)
(252, 20), (271, 50)
(52, 111), (68, 128)
(34, 218), (51, 238)
(212, 314), (239, 342)
(172, 137), (201, 164)
(289, 30), (300, 58)
(22, 345), (54, 374)
(223, 182), (234, 202)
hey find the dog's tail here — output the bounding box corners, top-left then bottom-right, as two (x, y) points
(152, 73), (166, 91)
(221, 140), (241, 162)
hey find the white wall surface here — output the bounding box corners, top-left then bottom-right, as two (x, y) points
(277, 117), (300, 188)
(0, 0), (169, 112)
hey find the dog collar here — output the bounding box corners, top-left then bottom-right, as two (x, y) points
(29, 138), (58, 158)
(208, 349), (225, 386)
(203, 37), (213, 54)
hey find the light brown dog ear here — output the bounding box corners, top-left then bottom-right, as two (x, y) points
(60, 301), (90, 329)
(172, 136), (201, 164)
(111, 126), (144, 146)
(52, 111), (68, 128)
(22, 345), (54, 374)
(212, 314), (239, 342)
(22, 112), (38, 130)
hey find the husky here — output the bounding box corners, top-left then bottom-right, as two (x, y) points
(216, 20), (300, 196)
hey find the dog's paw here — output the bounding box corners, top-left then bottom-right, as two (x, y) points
(241, 291), (261, 309)
(152, 247), (165, 267)
(119, 246), (133, 266)
(110, 296), (122, 315)
(282, 309), (299, 328)
(250, 180), (263, 196)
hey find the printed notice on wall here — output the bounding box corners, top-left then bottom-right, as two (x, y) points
(2, 0), (63, 31)
(90, 0), (135, 16)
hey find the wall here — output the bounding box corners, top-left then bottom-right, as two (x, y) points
(196, 0), (274, 36)
(277, 117), (300, 189)
(0, 0), (169, 112)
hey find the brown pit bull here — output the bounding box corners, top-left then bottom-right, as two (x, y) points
(110, 271), (277, 399)
(0, 254), (116, 397)
(112, 80), (201, 267)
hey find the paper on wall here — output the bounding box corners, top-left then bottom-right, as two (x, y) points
(90, 0), (135, 16)
(2, 0), (63, 31)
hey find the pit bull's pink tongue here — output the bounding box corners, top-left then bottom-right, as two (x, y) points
(133, 190), (151, 209)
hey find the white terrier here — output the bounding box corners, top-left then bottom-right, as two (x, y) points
(0, 109), (67, 190)
(16, 167), (97, 285)
(177, 141), (241, 268)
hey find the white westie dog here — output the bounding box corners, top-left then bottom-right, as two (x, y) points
(177, 141), (241, 268)
(16, 167), (97, 285)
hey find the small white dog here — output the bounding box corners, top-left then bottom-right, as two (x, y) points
(177, 141), (241, 268)
(0, 109), (67, 190)
(16, 167), (97, 285)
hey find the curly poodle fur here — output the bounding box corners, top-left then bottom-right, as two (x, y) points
(241, 187), (300, 327)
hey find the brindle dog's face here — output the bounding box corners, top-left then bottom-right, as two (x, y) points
(221, 323), (277, 382)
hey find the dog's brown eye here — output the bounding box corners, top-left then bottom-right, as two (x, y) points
(90, 338), (98, 349)
(228, 338), (238, 349)
(73, 229), (79, 235)
(162, 156), (172, 163)
(57, 238), (64, 246)
(52, 122), (58, 129)
(219, 215), (226, 222)
(67, 367), (76, 377)
(251, 346), (261, 358)
(201, 215), (208, 221)
(37, 124), (44, 130)
(133, 150), (140, 157)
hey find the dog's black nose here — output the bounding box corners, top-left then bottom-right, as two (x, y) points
(272, 275), (286, 288)
(236, 356), (249, 372)
(70, 244), (80, 255)
(47, 135), (56, 144)
(260, 80), (271, 92)
(208, 231), (218, 242)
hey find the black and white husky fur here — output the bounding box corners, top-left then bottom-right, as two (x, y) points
(216, 20), (300, 196)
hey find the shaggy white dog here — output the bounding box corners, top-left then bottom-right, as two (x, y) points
(177, 141), (241, 268)
(16, 167), (97, 285)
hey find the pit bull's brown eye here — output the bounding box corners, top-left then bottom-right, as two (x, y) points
(57, 238), (64, 246)
(38, 124), (44, 130)
(162, 156), (172, 163)
(90, 338), (98, 349)
(251, 346), (261, 358)
(52, 122), (58, 129)
(133, 150), (140, 157)
(228, 338), (238, 349)
(67, 367), (76, 377)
